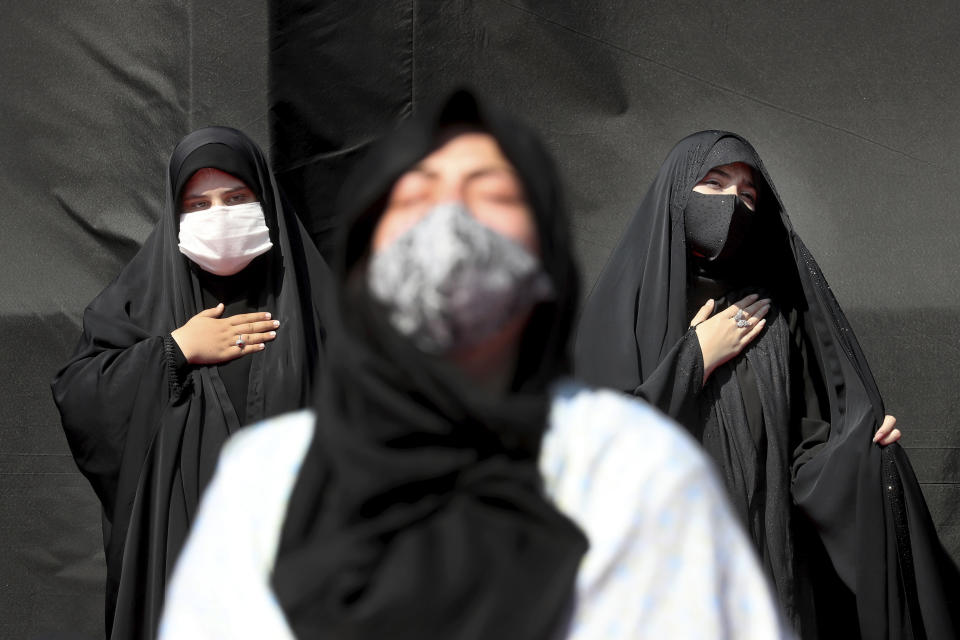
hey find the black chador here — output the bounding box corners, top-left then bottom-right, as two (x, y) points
(575, 131), (960, 638)
(52, 127), (330, 639)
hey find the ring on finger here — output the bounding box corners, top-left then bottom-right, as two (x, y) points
(734, 309), (749, 328)
(235, 335), (245, 348)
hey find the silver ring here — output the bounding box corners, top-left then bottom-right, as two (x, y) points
(734, 309), (745, 322)
(737, 319), (749, 328)
(235, 335), (245, 348)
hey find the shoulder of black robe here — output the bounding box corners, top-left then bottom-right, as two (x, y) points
(271, 89), (587, 640)
(50, 126), (331, 638)
(575, 130), (960, 637)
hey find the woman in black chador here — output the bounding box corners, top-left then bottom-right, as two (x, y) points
(575, 131), (960, 638)
(51, 126), (330, 639)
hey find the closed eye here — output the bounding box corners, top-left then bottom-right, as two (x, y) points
(392, 197), (430, 209)
(474, 190), (525, 206)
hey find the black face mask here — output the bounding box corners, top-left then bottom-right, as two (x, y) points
(683, 191), (755, 262)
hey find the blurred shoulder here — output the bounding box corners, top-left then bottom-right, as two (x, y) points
(219, 408), (317, 478)
(547, 381), (709, 476)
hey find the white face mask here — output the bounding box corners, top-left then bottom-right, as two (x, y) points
(177, 202), (273, 276)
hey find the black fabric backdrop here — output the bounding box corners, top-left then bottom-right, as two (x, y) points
(2, 2), (957, 638)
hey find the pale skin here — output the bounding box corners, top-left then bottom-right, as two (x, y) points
(170, 168), (280, 365)
(371, 129), (538, 390)
(689, 162), (900, 445)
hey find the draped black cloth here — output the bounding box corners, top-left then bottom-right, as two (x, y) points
(575, 130), (960, 639)
(51, 127), (330, 640)
(272, 90), (587, 640)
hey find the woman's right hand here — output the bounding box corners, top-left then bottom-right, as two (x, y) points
(171, 303), (280, 365)
(691, 293), (771, 384)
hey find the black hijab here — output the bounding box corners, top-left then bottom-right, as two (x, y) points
(271, 90), (587, 640)
(51, 126), (330, 639)
(576, 131), (960, 638)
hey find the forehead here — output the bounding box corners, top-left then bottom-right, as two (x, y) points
(417, 131), (514, 172)
(181, 167), (249, 195)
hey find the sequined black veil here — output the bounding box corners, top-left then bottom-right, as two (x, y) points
(576, 130), (960, 638)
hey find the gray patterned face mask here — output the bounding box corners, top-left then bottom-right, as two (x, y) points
(367, 202), (554, 354)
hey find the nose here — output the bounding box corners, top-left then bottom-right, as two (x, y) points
(436, 181), (465, 203)
(437, 197), (467, 212)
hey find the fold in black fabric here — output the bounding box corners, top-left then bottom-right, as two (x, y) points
(272, 90), (587, 640)
(575, 131), (960, 639)
(51, 127), (331, 640)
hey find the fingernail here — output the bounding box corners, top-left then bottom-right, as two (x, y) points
(259, 343), (266, 350)
(264, 312), (271, 319)
(273, 320), (280, 328)
(269, 331), (276, 337)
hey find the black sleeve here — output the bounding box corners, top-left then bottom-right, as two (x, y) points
(52, 334), (172, 517)
(633, 327), (704, 428)
(163, 334), (192, 399)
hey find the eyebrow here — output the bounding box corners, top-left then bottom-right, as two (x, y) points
(183, 185), (251, 200)
(707, 168), (755, 190)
